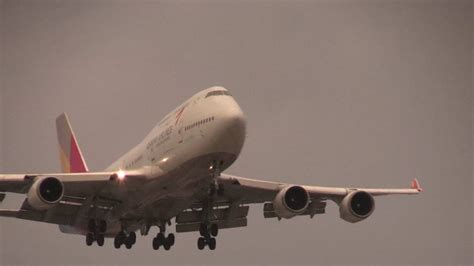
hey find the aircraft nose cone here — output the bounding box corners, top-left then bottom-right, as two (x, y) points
(227, 108), (246, 130)
(223, 106), (246, 139)
(216, 101), (246, 156)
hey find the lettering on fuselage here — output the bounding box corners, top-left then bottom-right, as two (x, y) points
(124, 154), (143, 170)
(146, 125), (173, 151)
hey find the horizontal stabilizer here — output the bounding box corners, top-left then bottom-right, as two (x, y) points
(176, 218), (247, 233)
(0, 193), (5, 202)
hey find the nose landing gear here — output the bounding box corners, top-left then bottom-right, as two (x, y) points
(195, 160), (224, 251)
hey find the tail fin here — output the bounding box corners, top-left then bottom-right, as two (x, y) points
(56, 113), (89, 173)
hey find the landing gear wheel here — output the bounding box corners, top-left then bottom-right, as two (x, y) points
(125, 239), (133, 249)
(163, 241), (171, 250)
(129, 232), (137, 245)
(199, 223), (209, 237)
(114, 237), (121, 249)
(197, 237), (206, 250)
(157, 232), (165, 243)
(114, 231), (126, 249)
(96, 234), (105, 246)
(87, 219), (96, 232)
(98, 220), (107, 233)
(167, 233), (175, 246)
(86, 232), (94, 246)
(208, 237), (216, 250)
(152, 237), (159, 250)
(210, 224), (218, 237)
(152, 232), (165, 250)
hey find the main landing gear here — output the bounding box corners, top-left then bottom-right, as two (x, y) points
(152, 223), (175, 251)
(114, 231), (137, 249)
(86, 219), (107, 247)
(197, 223), (218, 250)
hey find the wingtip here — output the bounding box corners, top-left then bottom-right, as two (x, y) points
(411, 178), (423, 192)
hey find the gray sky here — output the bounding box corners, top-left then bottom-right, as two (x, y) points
(0, 0), (472, 265)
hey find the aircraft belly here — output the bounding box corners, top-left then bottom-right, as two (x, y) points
(122, 152), (237, 222)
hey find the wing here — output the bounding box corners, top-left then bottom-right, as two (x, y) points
(218, 174), (422, 201)
(174, 174), (422, 232)
(0, 171), (146, 225)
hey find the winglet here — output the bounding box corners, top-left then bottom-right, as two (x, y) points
(410, 178), (423, 192)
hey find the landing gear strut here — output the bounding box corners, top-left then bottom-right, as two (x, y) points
(85, 219), (106, 247)
(196, 160), (223, 251)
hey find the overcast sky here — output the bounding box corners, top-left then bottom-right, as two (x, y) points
(0, 0), (472, 265)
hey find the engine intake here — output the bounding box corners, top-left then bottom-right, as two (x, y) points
(273, 185), (310, 219)
(339, 190), (375, 223)
(27, 177), (64, 210)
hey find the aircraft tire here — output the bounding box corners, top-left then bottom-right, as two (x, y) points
(199, 223), (208, 237)
(114, 237), (121, 249)
(210, 224), (218, 237)
(163, 241), (171, 250)
(98, 220), (107, 233)
(197, 237), (206, 250)
(208, 237), (216, 250)
(86, 232), (94, 246)
(129, 232), (136, 245)
(97, 234), (105, 246)
(87, 219), (96, 232)
(167, 233), (175, 246)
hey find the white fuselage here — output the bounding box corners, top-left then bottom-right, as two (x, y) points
(87, 87), (246, 233)
(107, 86), (246, 175)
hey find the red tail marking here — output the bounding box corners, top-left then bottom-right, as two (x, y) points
(411, 178), (422, 192)
(69, 136), (87, 173)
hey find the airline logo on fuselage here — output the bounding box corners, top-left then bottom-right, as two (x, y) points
(175, 104), (187, 125)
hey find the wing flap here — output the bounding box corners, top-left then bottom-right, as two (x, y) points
(263, 201), (326, 219)
(175, 205), (249, 233)
(176, 218), (247, 233)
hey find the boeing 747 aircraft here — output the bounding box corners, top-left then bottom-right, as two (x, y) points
(0, 87), (422, 250)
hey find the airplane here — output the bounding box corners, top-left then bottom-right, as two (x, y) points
(0, 86), (422, 250)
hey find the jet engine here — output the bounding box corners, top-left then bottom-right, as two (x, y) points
(339, 190), (374, 223)
(27, 176), (64, 210)
(273, 185), (310, 219)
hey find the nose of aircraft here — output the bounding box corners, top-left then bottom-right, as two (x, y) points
(214, 94), (247, 157)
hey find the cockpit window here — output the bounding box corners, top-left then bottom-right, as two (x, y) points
(205, 90), (232, 98)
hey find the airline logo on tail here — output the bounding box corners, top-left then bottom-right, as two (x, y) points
(56, 113), (89, 173)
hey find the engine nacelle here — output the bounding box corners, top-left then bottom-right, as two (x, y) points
(339, 190), (375, 223)
(273, 185), (310, 219)
(27, 176), (64, 210)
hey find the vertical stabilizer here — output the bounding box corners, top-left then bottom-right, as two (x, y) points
(56, 113), (89, 173)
